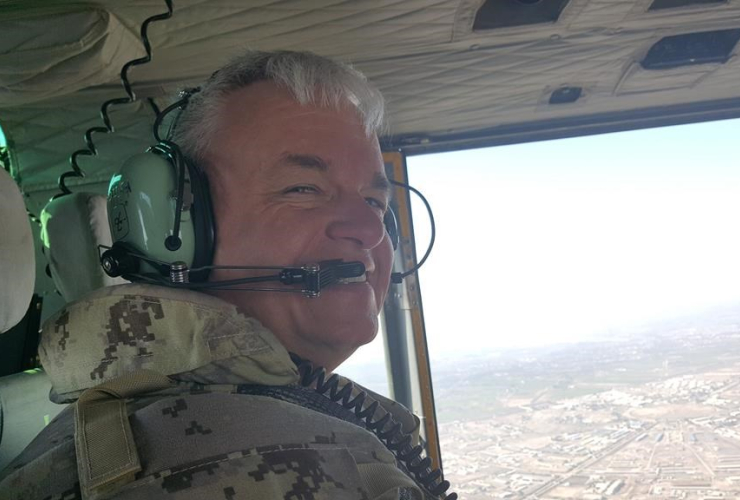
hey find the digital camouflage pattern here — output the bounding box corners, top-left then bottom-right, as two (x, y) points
(37, 284), (300, 403)
(0, 284), (424, 500)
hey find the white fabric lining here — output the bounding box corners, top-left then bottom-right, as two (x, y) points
(40, 193), (126, 304)
(0, 168), (34, 332)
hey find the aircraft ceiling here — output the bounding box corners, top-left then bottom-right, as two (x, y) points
(1, 0), (740, 213)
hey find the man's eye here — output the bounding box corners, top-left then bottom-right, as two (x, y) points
(285, 185), (319, 194)
(366, 197), (388, 212)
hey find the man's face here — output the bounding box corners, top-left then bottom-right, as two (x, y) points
(205, 82), (394, 369)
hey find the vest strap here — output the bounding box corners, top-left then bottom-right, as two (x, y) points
(75, 369), (172, 500)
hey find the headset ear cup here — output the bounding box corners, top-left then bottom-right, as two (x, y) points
(107, 149), (197, 277)
(384, 209), (399, 250)
(186, 158), (215, 281)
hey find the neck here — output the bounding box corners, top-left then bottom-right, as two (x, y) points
(288, 343), (353, 373)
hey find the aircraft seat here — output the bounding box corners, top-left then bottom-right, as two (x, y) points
(0, 168), (65, 471)
(40, 192), (126, 303)
(0, 168), (34, 332)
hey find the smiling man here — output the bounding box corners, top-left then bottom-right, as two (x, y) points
(1, 51), (448, 500)
(179, 73), (395, 370)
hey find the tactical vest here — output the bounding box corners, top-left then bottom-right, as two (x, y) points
(0, 284), (435, 500)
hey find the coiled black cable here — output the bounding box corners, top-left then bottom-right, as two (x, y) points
(55, 0), (174, 198)
(152, 87), (201, 143)
(291, 354), (458, 500)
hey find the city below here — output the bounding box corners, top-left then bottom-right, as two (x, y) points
(433, 305), (740, 499)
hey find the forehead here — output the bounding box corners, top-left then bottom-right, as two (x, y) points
(209, 82), (386, 185)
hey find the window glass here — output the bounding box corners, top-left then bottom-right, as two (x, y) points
(408, 118), (740, 499)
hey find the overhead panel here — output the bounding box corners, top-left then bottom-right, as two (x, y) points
(473, 0), (571, 30)
(549, 86), (583, 105)
(642, 29), (740, 70)
(648, 0), (726, 11)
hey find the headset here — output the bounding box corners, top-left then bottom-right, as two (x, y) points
(100, 90), (401, 289)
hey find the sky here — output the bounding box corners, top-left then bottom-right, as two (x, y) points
(342, 117), (740, 372)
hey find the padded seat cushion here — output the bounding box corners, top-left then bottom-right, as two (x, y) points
(0, 168), (34, 332)
(40, 192), (126, 303)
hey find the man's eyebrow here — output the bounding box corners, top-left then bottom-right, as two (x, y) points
(278, 153), (392, 196)
(278, 153), (329, 171)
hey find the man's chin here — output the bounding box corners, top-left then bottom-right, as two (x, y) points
(322, 279), (374, 296)
(210, 285), (380, 365)
(310, 292), (380, 347)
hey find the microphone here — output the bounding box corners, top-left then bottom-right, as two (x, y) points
(101, 244), (365, 297)
(278, 260), (366, 297)
(186, 259), (366, 297)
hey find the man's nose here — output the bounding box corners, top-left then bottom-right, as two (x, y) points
(326, 197), (387, 249)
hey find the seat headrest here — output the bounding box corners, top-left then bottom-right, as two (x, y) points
(40, 192), (126, 303)
(0, 168), (35, 332)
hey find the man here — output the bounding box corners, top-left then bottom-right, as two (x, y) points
(0, 51), (448, 500)
(174, 51), (394, 371)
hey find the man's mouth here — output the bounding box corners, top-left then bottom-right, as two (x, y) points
(337, 273), (367, 284)
(312, 260), (370, 293)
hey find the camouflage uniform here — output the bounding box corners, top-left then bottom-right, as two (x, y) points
(0, 284), (424, 500)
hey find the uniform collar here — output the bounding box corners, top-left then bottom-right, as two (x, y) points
(39, 283), (299, 403)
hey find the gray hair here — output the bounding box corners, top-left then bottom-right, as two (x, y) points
(173, 50), (385, 165)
